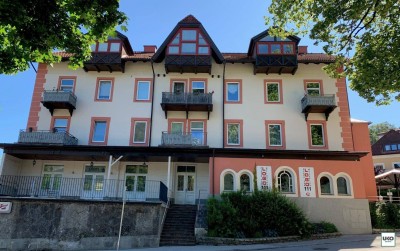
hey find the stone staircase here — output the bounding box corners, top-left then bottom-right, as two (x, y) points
(160, 204), (197, 246)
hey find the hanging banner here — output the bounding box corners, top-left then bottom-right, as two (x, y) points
(256, 166), (272, 191)
(299, 167), (316, 197)
(0, 202), (12, 213)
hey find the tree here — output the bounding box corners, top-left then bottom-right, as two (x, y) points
(267, 0), (400, 105)
(369, 122), (397, 144)
(0, 0), (127, 74)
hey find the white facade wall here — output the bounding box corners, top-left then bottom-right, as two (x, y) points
(36, 60), (343, 151)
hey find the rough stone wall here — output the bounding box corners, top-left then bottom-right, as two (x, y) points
(0, 199), (165, 250)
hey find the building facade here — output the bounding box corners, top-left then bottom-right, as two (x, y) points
(1, 15), (376, 234)
(372, 129), (400, 175)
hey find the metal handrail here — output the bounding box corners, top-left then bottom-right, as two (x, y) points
(161, 131), (208, 146)
(18, 129), (78, 145)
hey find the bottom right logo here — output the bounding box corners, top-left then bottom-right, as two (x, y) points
(381, 232), (396, 247)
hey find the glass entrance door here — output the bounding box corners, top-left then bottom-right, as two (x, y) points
(175, 166), (196, 204)
(125, 165), (148, 201)
(82, 165), (105, 199)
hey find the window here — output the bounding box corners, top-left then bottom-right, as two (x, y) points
(95, 78), (114, 101)
(277, 170), (294, 193)
(109, 42), (121, 52)
(227, 123), (240, 145)
(41, 165), (63, 192)
(98, 43), (108, 52)
(130, 118), (150, 146)
(225, 80), (242, 103)
(258, 44), (268, 54)
(283, 44), (294, 54)
(58, 77), (76, 92)
(266, 121), (286, 149)
(171, 79), (186, 93)
(89, 117), (110, 145)
(264, 80), (282, 103)
(374, 164), (385, 175)
(191, 80), (205, 94)
(190, 120), (206, 146)
(271, 44), (281, 54)
(304, 80), (323, 96)
(134, 79), (152, 102)
(384, 144), (400, 151)
(319, 176), (332, 195)
(240, 174), (250, 192)
(125, 165), (148, 193)
(224, 173), (234, 191)
(394, 162), (400, 169)
(51, 117), (69, 133)
(307, 121), (328, 149)
(167, 29), (210, 55)
(337, 177), (350, 195)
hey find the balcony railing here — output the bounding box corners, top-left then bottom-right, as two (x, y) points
(0, 175), (168, 203)
(301, 94), (337, 121)
(42, 90), (77, 116)
(165, 55), (212, 74)
(161, 132), (208, 147)
(254, 55), (298, 74)
(18, 130), (78, 145)
(83, 52), (125, 72)
(161, 92), (213, 119)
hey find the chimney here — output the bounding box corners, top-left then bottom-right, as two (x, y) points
(298, 46), (308, 54)
(144, 45), (157, 53)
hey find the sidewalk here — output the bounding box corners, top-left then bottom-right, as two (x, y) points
(90, 234), (398, 251)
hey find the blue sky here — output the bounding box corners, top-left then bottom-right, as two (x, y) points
(0, 0), (399, 148)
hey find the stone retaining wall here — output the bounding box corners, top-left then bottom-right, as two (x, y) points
(0, 198), (165, 250)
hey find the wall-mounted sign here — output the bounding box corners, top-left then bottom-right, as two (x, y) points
(0, 202), (12, 213)
(299, 167), (316, 198)
(256, 166), (272, 191)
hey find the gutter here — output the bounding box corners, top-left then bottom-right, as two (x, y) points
(149, 60), (156, 146)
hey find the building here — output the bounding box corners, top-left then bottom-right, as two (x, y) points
(372, 129), (400, 174)
(0, 15), (376, 247)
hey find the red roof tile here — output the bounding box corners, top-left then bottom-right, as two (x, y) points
(297, 53), (336, 63)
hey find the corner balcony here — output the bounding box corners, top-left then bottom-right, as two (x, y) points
(301, 94), (337, 121)
(161, 132), (208, 148)
(254, 55), (298, 75)
(18, 130), (78, 145)
(161, 92), (213, 119)
(165, 55), (212, 74)
(41, 90), (77, 116)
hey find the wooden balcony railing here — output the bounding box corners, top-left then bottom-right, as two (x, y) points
(165, 55), (212, 74)
(254, 55), (298, 74)
(18, 130), (78, 145)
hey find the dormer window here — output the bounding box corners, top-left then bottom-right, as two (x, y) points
(256, 42), (295, 55)
(90, 41), (122, 53)
(167, 29), (210, 55)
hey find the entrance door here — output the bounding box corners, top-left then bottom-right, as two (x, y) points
(40, 165), (64, 198)
(125, 165), (148, 201)
(82, 165), (105, 199)
(175, 166), (196, 204)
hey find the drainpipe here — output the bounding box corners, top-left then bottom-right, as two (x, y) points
(222, 61), (226, 148)
(212, 149), (215, 197)
(167, 156), (171, 197)
(149, 60), (156, 146)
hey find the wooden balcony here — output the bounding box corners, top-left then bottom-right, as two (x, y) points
(161, 92), (213, 119)
(301, 94), (337, 121)
(83, 52), (125, 73)
(41, 90), (77, 116)
(165, 55), (212, 74)
(254, 55), (298, 75)
(161, 132), (208, 147)
(18, 130), (78, 145)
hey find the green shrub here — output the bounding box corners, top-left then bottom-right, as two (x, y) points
(206, 190), (311, 238)
(370, 201), (400, 229)
(310, 221), (338, 234)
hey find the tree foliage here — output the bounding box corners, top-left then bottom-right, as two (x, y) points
(267, 0), (400, 105)
(0, 0), (127, 74)
(369, 121), (397, 144)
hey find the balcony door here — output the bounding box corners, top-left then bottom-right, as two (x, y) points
(190, 121), (204, 146)
(82, 165), (105, 199)
(125, 165), (147, 201)
(40, 165), (64, 198)
(175, 165), (196, 205)
(173, 82), (185, 94)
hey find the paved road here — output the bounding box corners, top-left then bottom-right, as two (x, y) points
(92, 234), (400, 251)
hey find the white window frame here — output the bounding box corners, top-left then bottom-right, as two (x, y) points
(92, 121), (107, 143)
(97, 80), (112, 100)
(268, 124), (282, 146)
(306, 82), (321, 96)
(133, 121), (147, 144)
(60, 79), (75, 92)
(310, 124), (325, 147)
(136, 81), (151, 101)
(227, 123), (240, 145)
(226, 82), (240, 102)
(266, 82), (280, 102)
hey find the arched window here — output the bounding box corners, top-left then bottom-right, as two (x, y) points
(319, 176), (332, 195)
(337, 177), (349, 195)
(278, 170), (293, 193)
(240, 174), (250, 192)
(224, 173), (234, 191)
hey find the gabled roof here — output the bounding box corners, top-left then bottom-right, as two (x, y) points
(372, 129), (400, 155)
(247, 29), (301, 56)
(152, 15), (224, 63)
(115, 31), (134, 55)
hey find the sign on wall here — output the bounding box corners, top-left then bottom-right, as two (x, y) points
(0, 202), (12, 213)
(299, 167), (316, 197)
(256, 166), (272, 191)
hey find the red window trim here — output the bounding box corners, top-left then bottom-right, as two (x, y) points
(265, 120), (286, 150)
(57, 76), (77, 93)
(256, 41), (296, 55)
(50, 116), (71, 133)
(130, 118), (151, 146)
(89, 117), (111, 146)
(224, 79), (243, 104)
(303, 79), (324, 95)
(224, 119), (244, 148)
(94, 77), (114, 102)
(307, 120), (329, 150)
(134, 78), (153, 102)
(264, 79), (283, 104)
(166, 28), (211, 56)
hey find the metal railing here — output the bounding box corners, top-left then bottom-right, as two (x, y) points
(18, 129), (78, 145)
(161, 132), (208, 147)
(161, 92), (213, 105)
(42, 90), (77, 107)
(0, 175), (168, 203)
(301, 94), (336, 110)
